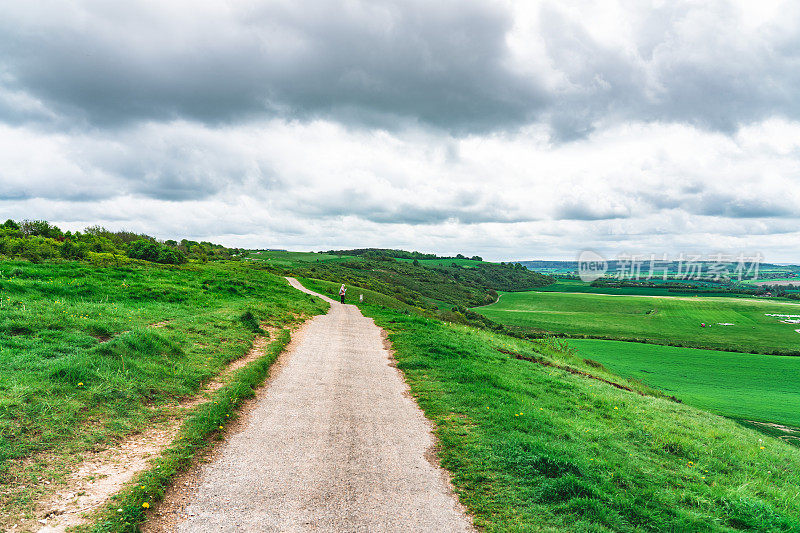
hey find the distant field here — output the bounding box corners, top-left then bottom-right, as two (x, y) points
(476, 290), (800, 354)
(531, 279), (747, 297)
(245, 250), (354, 265)
(744, 277), (800, 286)
(396, 257), (485, 268)
(569, 339), (800, 429)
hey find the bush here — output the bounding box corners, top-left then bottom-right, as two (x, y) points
(128, 239), (186, 265)
(87, 252), (131, 267)
(60, 240), (87, 260)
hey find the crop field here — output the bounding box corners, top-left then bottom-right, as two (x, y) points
(744, 277), (800, 286)
(531, 279), (740, 297)
(245, 250), (354, 265)
(569, 339), (800, 430)
(396, 257), (485, 268)
(0, 260), (326, 523)
(476, 290), (800, 354)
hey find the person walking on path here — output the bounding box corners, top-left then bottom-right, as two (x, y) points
(339, 283), (347, 304)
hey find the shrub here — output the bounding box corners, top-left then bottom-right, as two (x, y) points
(128, 239), (186, 265)
(60, 239), (87, 260)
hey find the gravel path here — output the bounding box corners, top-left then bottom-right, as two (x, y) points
(166, 278), (474, 532)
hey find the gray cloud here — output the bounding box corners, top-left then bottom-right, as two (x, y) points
(639, 189), (799, 219)
(537, 3), (800, 139)
(0, 1), (548, 133)
(1, 1), (799, 138)
(287, 188), (537, 225)
(696, 195), (798, 219)
(554, 201), (630, 221)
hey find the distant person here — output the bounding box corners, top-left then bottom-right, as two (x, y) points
(339, 284), (347, 304)
(359, 294), (363, 303)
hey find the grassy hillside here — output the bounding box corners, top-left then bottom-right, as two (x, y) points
(0, 261), (326, 524)
(297, 278), (800, 531)
(476, 290), (800, 354)
(279, 256), (553, 309)
(569, 339), (800, 431)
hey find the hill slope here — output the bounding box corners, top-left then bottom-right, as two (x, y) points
(274, 254), (553, 309)
(299, 277), (800, 531)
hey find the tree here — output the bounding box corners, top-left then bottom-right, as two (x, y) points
(20, 220), (63, 240)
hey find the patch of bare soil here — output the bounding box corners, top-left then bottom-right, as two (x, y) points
(23, 327), (280, 533)
(140, 321), (311, 532)
(500, 348), (682, 403)
(745, 420), (800, 445)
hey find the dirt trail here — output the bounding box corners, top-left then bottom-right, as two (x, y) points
(31, 331), (277, 533)
(145, 277), (474, 532)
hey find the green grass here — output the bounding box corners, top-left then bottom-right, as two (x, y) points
(319, 288), (800, 531)
(476, 290), (800, 354)
(0, 260), (326, 525)
(88, 329), (295, 533)
(742, 278), (800, 285)
(396, 257), (486, 268)
(533, 279), (751, 297)
(568, 339), (800, 429)
(245, 250), (354, 265)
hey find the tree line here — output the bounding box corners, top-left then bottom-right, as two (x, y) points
(0, 219), (244, 264)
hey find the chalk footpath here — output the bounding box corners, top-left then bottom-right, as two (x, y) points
(167, 277), (474, 532)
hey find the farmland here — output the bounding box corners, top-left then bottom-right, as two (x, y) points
(476, 290), (800, 354)
(396, 257), (485, 268)
(245, 250), (355, 265)
(531, 279), (741, 297)
(569, 339), (800, 430)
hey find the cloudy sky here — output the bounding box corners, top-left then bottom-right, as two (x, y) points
(1, 0), (799, 261)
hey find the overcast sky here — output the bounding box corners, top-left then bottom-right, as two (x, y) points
(1, 0), (799, 261)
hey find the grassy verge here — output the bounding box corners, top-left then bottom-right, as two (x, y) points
(297, 278), (800, 531)
(0, 261), (326, 525)
(86, 328), (294, 532)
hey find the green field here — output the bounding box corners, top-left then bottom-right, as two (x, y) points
(534, 279), (775, 298)
(245, 250), (354, 265)
(297, 279), (800, 531)
(533, 279), (709, 296)
(569, 339), (800, 430)
(742, 277), (800, 285)
(396, 257), (486, 268)
(476, 290), (800, 354)
(0, 260), (326, 525)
